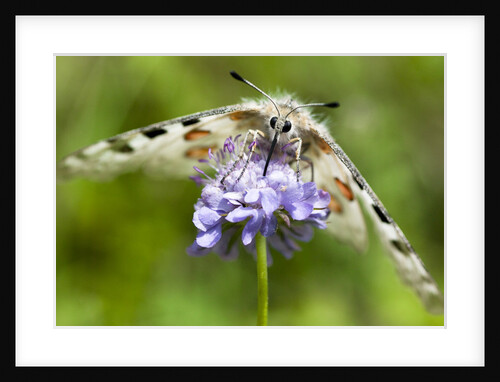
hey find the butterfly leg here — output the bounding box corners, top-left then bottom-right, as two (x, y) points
(301, 155), (315, 182)
(284, 137), (303, 182)
(220, 129), (264, 188)
(236, 129), (265, 182)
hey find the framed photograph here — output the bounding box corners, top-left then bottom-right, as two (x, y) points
(17, 16), (484, 366)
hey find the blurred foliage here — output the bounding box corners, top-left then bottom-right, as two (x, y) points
(56, 56), (444, 326)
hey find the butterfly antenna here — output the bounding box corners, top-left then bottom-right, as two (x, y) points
(230, 71), (281, 117)
(284, 102), (339, 119)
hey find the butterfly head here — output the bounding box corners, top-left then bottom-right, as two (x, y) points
(230, 71), (339, 175)
(269, 115), (292, 133)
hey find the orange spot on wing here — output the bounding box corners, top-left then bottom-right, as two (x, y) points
(327, 192), (343, 213)
(320, 186), (342, 213)
(185, 146), (216, 159)
(229, 111), (249, 120)
(335, 177), (354, 201)
(312, 134), (332, 154)
(184, 129), (211, 141)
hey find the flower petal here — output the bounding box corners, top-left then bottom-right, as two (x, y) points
(255, 176), (269, 189)
(200, 185), (232, 212)
(280, 181), (303, 204)
(267, 234), (299, 259)
(306, 210), (330, 229)
(196, 224), (222, 248)
(201, 185), (222, 206)
(186, 241), (212, 257)
(189, 175), (204, 187)
(314, 189), (331, 209)
(288, 224), (314, 242)
(224, 137), (235, 153)
(192, 210), (203, 231)
(259, 188), (279, 216)
(242, 210), (264, 245)
(194, 206), (221, 231)
(287, 201), (314, 221)
(244, 188), (260, 204)
(226, 206), (256, 223)
(260, 214), (278, 237)
(302, 182), (317, 200)
(214, 228), (240, 261)
(267, 171), (285, 189)
(223, 191), (244, 202)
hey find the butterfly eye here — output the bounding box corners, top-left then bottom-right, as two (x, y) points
(282, 120), (292, 133)
(270, 116), (278, 129)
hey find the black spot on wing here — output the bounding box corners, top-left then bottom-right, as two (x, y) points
(182, 118), (201, 127)
(112, 142), (134, 153)
(372, 204), (390, 224)
(421, 273), (433, 284)
(143, 128), (167, 138)
(353, 176), (364, 190)
(76, 151), (87, 159)
(390, 240), (410, 255)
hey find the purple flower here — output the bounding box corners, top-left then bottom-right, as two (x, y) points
(186, 136), (330, 264)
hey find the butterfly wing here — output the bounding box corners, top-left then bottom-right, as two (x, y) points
(57, 104), (263, 182)
(308, 126), (444, 315)
(300, 133), (369, 253)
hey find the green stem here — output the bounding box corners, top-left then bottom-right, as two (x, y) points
(255, 232), (268, 326)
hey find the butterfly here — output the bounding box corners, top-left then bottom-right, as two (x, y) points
(57, 71), (444, 315)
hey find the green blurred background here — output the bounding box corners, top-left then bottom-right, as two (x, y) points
(56, 56), (444, 326)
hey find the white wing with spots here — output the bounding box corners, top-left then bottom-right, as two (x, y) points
(303, 131), (369, 253)
(315, 131), (444, 315)
(57, 105), (259, 182)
